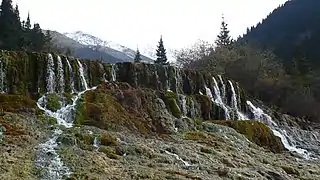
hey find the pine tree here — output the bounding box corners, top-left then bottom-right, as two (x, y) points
(21, 12), (32, 50)
(24, 13), (31, 30)
(155, 36), (168, 65)
(43, 30), (53, 52)
(30, 23), (45, 51)
(0, 0), (22, 50)
(215, 15), (232, 48)
(134, 47), (142, 63)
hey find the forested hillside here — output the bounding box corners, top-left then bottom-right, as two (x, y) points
(242, 0), (320, 72)
(0, 0), (51, 52)
(176, 1), (320, 122)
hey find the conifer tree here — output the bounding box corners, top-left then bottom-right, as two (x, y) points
(215, 15), (232, 48)
(155, 36), (168, 65)
(134, 47), (142, 62)
(21, 13), (32, 50)
(0, 0), (21, 50)
(30, 23), (45, 51)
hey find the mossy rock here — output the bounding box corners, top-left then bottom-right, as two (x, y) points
(0, 94), (39, 113)
(281, 166), (300, 175)
(46, 93), (61, 112)
(100, 134), (117, 146)
(212, 120), (285, 153)
(74, 86), (157, 135)
(164, 91), (182, 118)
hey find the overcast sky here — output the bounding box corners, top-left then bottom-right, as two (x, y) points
(13, 0), (287, 54)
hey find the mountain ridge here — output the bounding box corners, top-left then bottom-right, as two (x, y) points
(49, 30), (153, 63)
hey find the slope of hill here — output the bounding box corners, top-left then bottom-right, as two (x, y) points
(241, 0), (320, 70)
(64, 31), (153, 63)
(48, 30), (153, 63)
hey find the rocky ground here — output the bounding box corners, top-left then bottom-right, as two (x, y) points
(1, 112), (320, 180)
(0, 83), (320, 180)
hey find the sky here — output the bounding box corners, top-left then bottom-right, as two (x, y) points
(13, 0), (287, 55)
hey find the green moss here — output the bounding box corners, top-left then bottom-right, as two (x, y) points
(194, 118), (202, 125)
(46, 93), (61, 112)
(200, 147), (212, 154)
(164, 169), (202, 180)
(100, 134), (117, 146)
(167, 98), (182, 118)
(281, 166), (300, 175)
(213, 120), (285, 153)
(47, 117), (57, 125)
(163, 91), (182, 118)
(74, 97), (87, 125)
(99, 147), (120, 159)
(75, 133), (94, 145)
(0, 94), (38, 113)
(165, 91), (178, 99)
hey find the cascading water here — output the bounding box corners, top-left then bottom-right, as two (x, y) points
(35, 55), (96, 179)
(77, 60), (88, 90)
(228, 80), (247, 120)
(189, 99), (195, 118)
(35, 129), (71, 180)
(66, 58), (75, 93)
(57, 56), (65, 93)
(111, 64), (116, 82)
(218, 75), (226, 103)
(0, 57), (6, 93)
(212, 77), (230, 120)
(174, 67), (180, 93)
(178, 94), (187, 117)
(46, 54), (55, 93)
(246, 100), (312, 159)
(93, 137), (100, 151)
(165, 66), (171, 91)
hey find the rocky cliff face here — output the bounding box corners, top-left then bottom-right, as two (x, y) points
(0, 50), (319, 180)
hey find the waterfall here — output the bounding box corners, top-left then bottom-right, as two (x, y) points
(218, 75), (226, 103)
(46, 54), (56, 93)
(178, 94), (187, 117)
(36, 55), (97, 178)
(57, 56), (65, 93)
(36, 86), (97, 179)
(246, 101), (276, 127)
(212, 77), (230, 120)
(66, 58), (75, 93)
(111, 64), (116, 81)
(0, 57), (6, 93)
(229, 80), (248, 120)
(190, 99), (195, 118)
(174, 67), (180, 93)
(77, 60), (88, 90)
(246, 100), (311, 159)
(228, 80), (238, 109)
(93, 137), (100, 151)
(35, 129), (71, 180)
(165, 66), (170, 91)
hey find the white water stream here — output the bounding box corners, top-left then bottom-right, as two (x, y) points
(35, 57), (96, 179)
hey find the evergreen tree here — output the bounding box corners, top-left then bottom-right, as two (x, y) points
(30, 23), (45, 51)
(43, 30), (53, 52)
(292, 44), (311, 76)
(0, 0), (22, 50)
(215, 15), (232, 48)
(24, 12), (31, 30)
(134, 47), (142, 62)
(155, 36), (168, 65)
(21, 12), (32, 50)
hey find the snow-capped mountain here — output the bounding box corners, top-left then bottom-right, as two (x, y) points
(63, 31), (152, 62)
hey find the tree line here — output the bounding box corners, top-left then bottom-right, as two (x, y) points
(0, 0), (52, 52)
(174, 15), (320, 123)
(134, 35), (168, 65)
